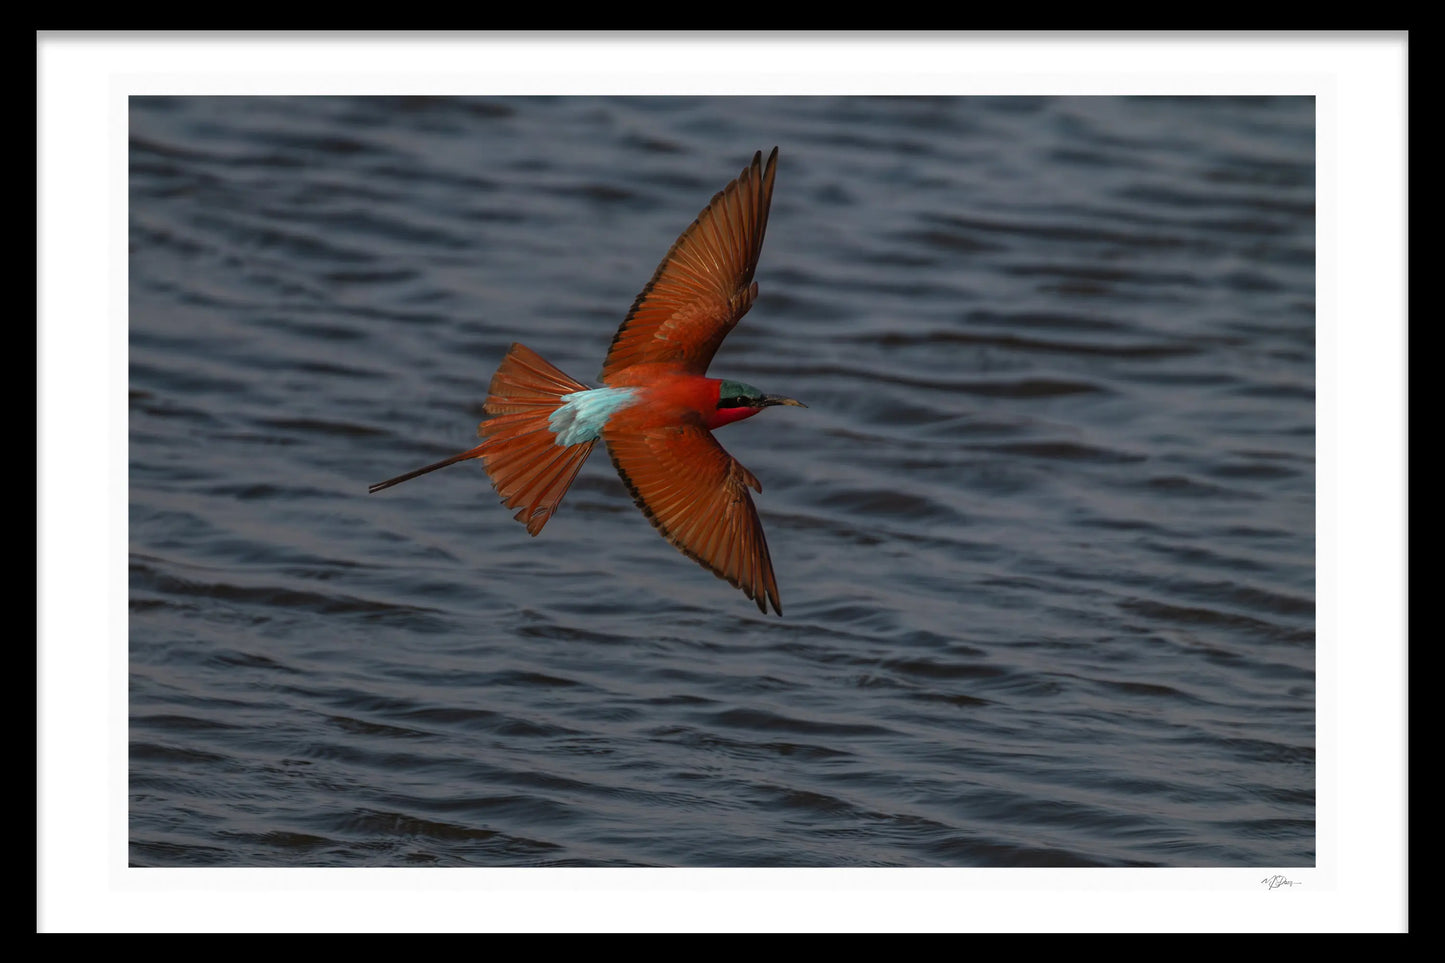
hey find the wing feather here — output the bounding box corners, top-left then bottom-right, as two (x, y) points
(600, 148), (779, 381)
(603, 421), (783, 615)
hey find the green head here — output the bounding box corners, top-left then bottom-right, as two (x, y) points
(711, 379), (806, 429)
(718, 380), (806, 411)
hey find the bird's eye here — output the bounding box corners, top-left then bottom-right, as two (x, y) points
(719, 396), (747, 409)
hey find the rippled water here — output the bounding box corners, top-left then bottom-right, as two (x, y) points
(129, 95), (1314, 867)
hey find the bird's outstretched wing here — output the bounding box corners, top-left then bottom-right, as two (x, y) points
(603, 419), (782, 615)
(600, 148), (779, 382)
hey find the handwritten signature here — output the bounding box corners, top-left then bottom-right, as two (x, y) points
(1261, 874), (1301, 890)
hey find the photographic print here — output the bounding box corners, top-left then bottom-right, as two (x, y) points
(127, 93), (1316, 870)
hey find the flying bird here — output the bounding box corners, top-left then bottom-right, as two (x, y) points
(370, 147), (804, 614)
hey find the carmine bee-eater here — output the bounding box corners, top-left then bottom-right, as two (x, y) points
(369, 147), (804, 615)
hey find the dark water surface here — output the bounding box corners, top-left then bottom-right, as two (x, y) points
(129, 95), (1315, 867)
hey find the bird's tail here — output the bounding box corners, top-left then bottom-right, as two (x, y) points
(368, 343), (597, 536)
(478, 343), (598, 535)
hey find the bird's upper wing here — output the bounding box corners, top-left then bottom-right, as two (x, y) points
(600, 147), (779, 382)
(603, 419), (782, 615)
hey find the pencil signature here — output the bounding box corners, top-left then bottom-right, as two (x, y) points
(1261, 874), (1301, 890)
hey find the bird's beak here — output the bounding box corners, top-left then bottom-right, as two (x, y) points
(762, 395), (806, 408)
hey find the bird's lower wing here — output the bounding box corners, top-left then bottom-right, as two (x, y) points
(603, 421), (782, 615)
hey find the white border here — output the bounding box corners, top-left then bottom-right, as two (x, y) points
(37, 32), (1406, 932)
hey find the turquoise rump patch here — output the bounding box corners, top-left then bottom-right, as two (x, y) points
(548, 387), (638, 447)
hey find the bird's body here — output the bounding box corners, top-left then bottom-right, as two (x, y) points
(370, 148), (802, 614)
